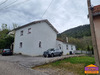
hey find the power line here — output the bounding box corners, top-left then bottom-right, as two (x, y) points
(0, 0), (29, 10)
(0, 0), (8, 6)
(0, 0), (17, 10)
(41, 0), (54, 18)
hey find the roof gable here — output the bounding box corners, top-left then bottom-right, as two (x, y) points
(14, 19), (58, 33)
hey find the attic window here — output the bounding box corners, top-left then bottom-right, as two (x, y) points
(28, 28), (31, 34)
(20, 30), (23, 36)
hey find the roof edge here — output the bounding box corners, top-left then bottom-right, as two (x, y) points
(13, 19), (58, 33)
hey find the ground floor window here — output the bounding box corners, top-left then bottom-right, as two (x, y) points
(39, 41), (41, 48)
(20, 42), (22, 48)
(66, 45), (68, 50)
(58, 44), (61, 49)
(71, 45), (73, 50)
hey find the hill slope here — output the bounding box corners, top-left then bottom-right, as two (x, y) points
(58, 24), (91, 38)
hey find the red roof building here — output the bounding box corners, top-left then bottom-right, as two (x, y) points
(93, 5), (100, 16)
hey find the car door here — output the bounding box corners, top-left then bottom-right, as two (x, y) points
(57, 49), (60, 55)
(54, 49), (59, 56)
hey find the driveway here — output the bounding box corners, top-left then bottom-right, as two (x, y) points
(0, 61), (47, 75)
(0, 54), (83, 68)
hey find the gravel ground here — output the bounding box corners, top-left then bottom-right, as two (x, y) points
(0, 54), (84, 68)
(0, 54), (84, 75)
(0, 61), (47, 75)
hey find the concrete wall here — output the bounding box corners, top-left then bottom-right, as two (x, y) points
(93, 16), (100, 57)
(14, 22), (57, 56)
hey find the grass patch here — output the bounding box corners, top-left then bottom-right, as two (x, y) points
(33, 56), (95, 75)
(51, 56), (95, 66)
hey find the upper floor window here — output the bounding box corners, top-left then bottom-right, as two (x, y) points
(71, 45), (73, 50)
(20, 42), (22, 48)
(66, 45), (68, 50)
(28, 28), (31, 34)
(20, 30), (23, 36)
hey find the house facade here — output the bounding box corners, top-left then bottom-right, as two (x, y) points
(56, 39), (76, 55)
(14, 19), (76, 56)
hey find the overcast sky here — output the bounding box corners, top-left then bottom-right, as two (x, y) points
(0, 0), (100, 33)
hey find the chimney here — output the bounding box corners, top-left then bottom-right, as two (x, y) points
(66, 37), (68, 43)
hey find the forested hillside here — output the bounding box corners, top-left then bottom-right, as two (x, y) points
(57, 24), (93, 51)
(58, 24), (91, 38)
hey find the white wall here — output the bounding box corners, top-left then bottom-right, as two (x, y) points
(14, 22), (57, 56)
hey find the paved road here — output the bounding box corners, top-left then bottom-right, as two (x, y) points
(0, 61), (47, 75)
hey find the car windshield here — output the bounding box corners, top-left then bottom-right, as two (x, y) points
(47, 49), (54, 51)
(4, 49), (10, 51)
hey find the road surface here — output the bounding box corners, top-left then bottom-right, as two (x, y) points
(0, 61), (47, 75)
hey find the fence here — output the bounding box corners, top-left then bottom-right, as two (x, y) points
(75, 50), (92, 54)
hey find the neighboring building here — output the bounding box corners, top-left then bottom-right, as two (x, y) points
(8, 31), (15, 37)
(92, 5), (100, 59)
(14, 19), (76, 56)
(56, 39), (76, 55)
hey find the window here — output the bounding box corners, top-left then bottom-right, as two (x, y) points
(71, 45), (73, 50)
(20, 30), (23, 36)
(58, 44), (61, 49)
(28, 28), (31, 34)
(20, 42), (22, 48)
(39, 41), (41, 48)
(66, 45), (68, 50)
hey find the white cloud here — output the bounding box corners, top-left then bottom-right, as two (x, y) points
(0, 0), (100, 32)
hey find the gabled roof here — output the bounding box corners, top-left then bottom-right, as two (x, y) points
(56, 38), (75, 46)
(93, 5), (100, 16)
(13, 19), (58, 33)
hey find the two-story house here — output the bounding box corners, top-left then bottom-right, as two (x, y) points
(14, 19), (76, 56)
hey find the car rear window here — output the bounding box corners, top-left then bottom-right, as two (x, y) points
(4, 49), (10, 51)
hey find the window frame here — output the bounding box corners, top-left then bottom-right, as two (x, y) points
(71, 45), (73, 50)
(58, 44), (61, 49)
(20, 42), (22, 48)
(20, 30), (23, 36)
(28, 28), (31, 34)
(66, 44), (69, 50)
(39, 41), (41, 48)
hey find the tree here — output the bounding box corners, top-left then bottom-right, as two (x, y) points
(1, 24), (8, 30)
(5, 36), (14, 48)
(0, 24), (14, 49)
(13, 23), (18, 29)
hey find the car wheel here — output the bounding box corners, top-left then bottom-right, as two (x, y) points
(46, 54), (48, 58)
(43, 55), (46, 57)
(59, 54), (61, 56)
(2, 54), (4, 56)
(51, 53), (54, 57)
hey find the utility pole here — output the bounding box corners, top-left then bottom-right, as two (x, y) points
(87, 0), (100, 73)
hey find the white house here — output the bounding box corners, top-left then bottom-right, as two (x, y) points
(14, 19), (76, 56)
(56, 39), (76, 55)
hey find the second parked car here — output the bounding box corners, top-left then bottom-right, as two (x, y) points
(2, 49), (13, 56)
(43, 48), (63, 57)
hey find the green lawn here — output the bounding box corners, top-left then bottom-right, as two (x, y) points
(51, 56), (95, 66)
(33, 56), (95, 75)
